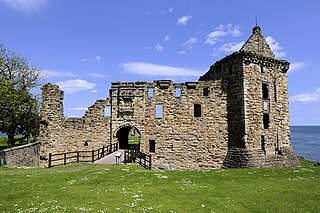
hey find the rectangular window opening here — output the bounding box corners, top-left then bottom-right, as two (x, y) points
(194, 104), (201, 117)
(156, 104), (163, 118)
(261, 65), (264, 73)
(149, 140), (155, 153)
(261, 135), (266, 154)
(263, 113), (269, 129)
(262, 83), (269, 100)
(274, 81), (277, 102)
(203, 87), (210, 96)
(148, 88), (154, 97)
(105, 106), (111, 117)
(175, 87), (181, 97)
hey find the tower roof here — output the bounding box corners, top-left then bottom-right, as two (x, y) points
(240, 25), (276, 59)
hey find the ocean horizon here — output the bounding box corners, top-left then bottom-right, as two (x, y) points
(1, 126), (319, 162)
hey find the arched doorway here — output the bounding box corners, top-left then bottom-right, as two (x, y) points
(116, 125), (141, 149)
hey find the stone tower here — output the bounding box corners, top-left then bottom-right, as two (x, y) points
(200, 25), (299, 168)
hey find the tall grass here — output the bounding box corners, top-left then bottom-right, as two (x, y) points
(0, 160), (319, 212)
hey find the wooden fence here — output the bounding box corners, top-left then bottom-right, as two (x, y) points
(48, 142), (118, 168)
(123, 145), (152, 170)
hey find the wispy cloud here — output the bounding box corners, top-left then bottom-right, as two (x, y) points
(3, 0), (47, 11)
(168, 8), (173, 13)
(177, 50), (186, 55)
(290, 88), (320, 103)
(177, 15), (192, 25)
(68, 107), (88, 111)
(164, 34), (171, 41)
(205, 24), (241, 45)
(56, 79), (96, 94)
(265, 36), (286, 58)
(289, 62), (305, 72)
(81, 56), (101, 62)
(122, 62), (203, 77)
(88, 72), (107, 78)
(40, 70), (76, 78)
(145, 44), (164, 52)
(182, 37), (197, 49)
(215, 41), (245, 55)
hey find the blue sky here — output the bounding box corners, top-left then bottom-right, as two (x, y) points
(1, 0), (319, 125)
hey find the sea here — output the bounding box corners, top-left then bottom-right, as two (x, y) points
(1, 127), (319, 162)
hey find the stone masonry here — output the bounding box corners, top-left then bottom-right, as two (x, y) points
(39, 25), (300, 169)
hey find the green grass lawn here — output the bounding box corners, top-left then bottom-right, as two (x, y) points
(0, 160), (319, 213)
(0, 136), (36, 149)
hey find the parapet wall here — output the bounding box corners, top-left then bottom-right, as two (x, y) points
(0, 142), (40, 166)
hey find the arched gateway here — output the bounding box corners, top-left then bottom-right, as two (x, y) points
(115, 125), (141, 149)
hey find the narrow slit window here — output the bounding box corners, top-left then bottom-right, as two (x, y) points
(203, 87), (209, 96)
(148, 88), (154, 97)
(194, 104), (201, 117)
(261, 136), (266, 154)
(105, 106), (111, 117)
(261, 65), (264, 73)
(274, 81), (277, 102)
(149, 140), (155, 153)
(263, 113), (269, 129)
(156, 104), (163, 118)
(176, 88), (181, 97)
(262, 83), (269, 100)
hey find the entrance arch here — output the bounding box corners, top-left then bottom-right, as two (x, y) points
(116, 125), (141, 149)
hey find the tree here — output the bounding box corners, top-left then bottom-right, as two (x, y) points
(0, 44), (41, 147)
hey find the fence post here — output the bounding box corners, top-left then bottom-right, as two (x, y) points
(64, 153), (67, 165)
(139, 152), (142, 165)
(91, 149), (95, 163)
(149, 154), (152, 170)
(124, 150), (127, 163)
(102, 146), (105, 157)
(48, 153), (52, 168)
(77, 151), (79, 163)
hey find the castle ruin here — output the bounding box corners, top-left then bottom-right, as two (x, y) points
(40, 26), (300, 169)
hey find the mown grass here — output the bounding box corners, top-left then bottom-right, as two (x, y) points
(0, 159), (319, 213)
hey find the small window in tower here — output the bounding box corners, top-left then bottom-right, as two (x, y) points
(203, 87), (210, 96)
(194, 104), (201, 117)
(262, 83), (269, 99)
(148, 88), (154, 97)
(84, 141), (88, 146)
(274, 81), (277, 102)
(156, 104), (163, 118)
(149, 140), (156, 153)
(261, 65), (264, 73)
(176, 88), (181, 97)
(105, 106), (111, 117)
(261, 136), (266, 154)
(263, 114), (270, 129)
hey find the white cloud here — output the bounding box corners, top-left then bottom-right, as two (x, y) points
(122, 62), (203, 77)
(168, 8), (173, 13)
(216, 41), (245, 54)
(3, 0), (47, 11)
(81, 55), (102, 62)
(164, 35), (171, 41)
(68, 107), (88, 111)
(88, 72), (107, 78)
(205, 24), (241, 45)
(290, 88), (320, 103)
(177, 15), (191, 25)
(265, 36), (286, 58)
(177, 50), (186, 55)
(289, 62), (305, 72)
(182, 37), (197, 49)
(56, 79), (96, 94)
(40, 70), (76, 78)
(155, 43), (164, 52)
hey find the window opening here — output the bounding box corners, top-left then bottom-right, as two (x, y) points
(176, 88), (181, 97)
(105, 106), (111, 117)
(156, 104), (163, 118)
(263, 114), (269, 129)
(261, 136), (266, 154)
(194, 104), (201, 117)
(261, 65), (264, 73)
(262, 83), (269, 99)
(149, 140), (156, 153)
(84, 141), (88, 146)
(228, 66), (232, 75)
(274, 81), (277, 102)
(148, 88), (154, 97)
(203, 87), (209, 96)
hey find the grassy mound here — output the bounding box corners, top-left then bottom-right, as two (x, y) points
(0, 159), (319, 212)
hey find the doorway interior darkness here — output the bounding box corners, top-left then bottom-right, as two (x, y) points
(116, 126), (140, 149)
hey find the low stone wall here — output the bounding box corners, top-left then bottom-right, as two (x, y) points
(0, 142), (40, 167)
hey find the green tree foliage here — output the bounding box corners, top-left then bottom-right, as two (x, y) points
(0, 44), (41, 147)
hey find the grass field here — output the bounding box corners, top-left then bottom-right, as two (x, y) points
(0, 159), (319, 213)
(0, 136), (36, 148)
